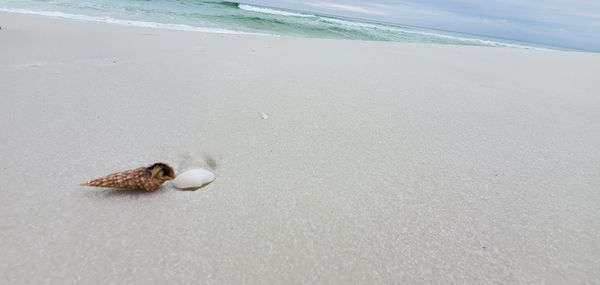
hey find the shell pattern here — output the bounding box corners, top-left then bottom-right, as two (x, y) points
(81, 163), (176, 191)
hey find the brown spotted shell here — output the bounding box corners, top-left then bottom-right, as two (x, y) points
(81, 163), (175, 191)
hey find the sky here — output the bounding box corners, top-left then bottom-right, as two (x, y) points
(242, 0), (600, 51)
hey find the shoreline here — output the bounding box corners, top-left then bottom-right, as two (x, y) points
(0, 7), (275, 36)
(0, 8), (554, 51)
(1, 12), (599, 284)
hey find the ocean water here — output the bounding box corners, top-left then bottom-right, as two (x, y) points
(0, 0), (545, 49)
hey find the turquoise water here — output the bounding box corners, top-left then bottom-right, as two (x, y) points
(0, 0), (544, 49)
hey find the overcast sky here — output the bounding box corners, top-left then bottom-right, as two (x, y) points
(243, 0), (600, 51)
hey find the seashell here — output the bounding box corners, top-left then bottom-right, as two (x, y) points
(81, 162), (176, 191)
(172, 168), (216, 189)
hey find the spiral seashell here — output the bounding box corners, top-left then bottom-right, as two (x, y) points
(81, 162), (176, 191)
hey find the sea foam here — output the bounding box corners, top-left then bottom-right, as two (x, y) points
(235, 4), (547, 50)
(0, 2), (550, 50)
(0, 7), (270, 36)
(238, 4), (314, 18)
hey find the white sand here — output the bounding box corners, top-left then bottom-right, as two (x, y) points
(1, 12), (600, 284)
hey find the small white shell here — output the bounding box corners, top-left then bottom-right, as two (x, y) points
(172, 168), (216, 189)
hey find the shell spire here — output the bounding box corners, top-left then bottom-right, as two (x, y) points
(81, 163), (176, 191)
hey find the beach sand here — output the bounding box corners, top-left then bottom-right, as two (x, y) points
(1, 12), (599, 284)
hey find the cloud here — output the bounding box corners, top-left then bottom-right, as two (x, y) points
(417, 0), (600, 50)
(306, 2), (387, 16)
(243, 0), (600, 51)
